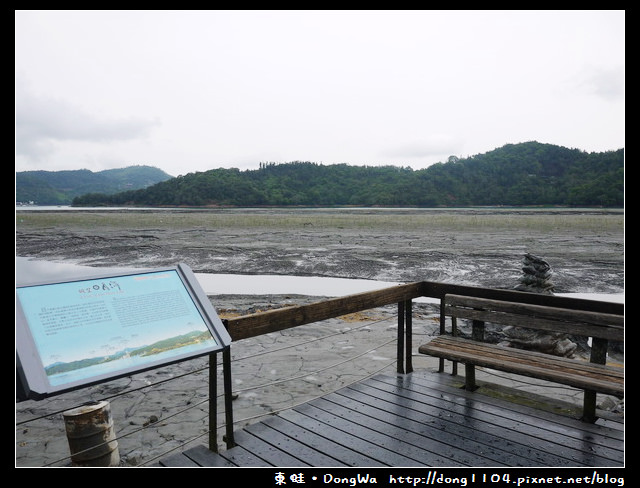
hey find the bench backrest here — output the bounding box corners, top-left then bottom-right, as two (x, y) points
(443, 294), (624, 342)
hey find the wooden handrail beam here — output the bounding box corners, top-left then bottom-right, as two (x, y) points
(226, 282), (424, 341)
(224, 280), (623, 341)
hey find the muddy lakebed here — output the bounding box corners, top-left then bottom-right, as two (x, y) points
(15, 207), (624, 295)
(15, 207), (624, 467)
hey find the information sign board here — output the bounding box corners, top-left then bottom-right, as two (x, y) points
(16, 263), (231, 400)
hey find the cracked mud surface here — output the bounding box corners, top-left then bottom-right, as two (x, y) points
(16, 207), (624, 294)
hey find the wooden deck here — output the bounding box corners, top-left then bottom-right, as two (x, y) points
(158, 370), (624, 467)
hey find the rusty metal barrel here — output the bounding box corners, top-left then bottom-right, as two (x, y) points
(63, 401), (120, 467)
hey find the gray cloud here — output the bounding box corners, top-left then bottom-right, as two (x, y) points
(15, 85), (160, 161)
(582, 66), (625, 102)
(14, 11), (624, 174)
(379, 135), (463, 162)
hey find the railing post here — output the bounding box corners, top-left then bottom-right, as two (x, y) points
(210, 321), (236, 452)
(583, 337), (609, 423)
(438, 299), (445, 372)
(397, 301), (405, 373)
(405, 299), (413, 374)
(223, 346), (235, 448)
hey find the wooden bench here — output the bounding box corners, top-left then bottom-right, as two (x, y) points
(418, 294), (624, 423)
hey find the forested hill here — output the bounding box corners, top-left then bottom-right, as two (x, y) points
(72, 142), (624, 208)
(16, 165), (172, 205)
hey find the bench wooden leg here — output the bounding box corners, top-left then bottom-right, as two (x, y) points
(582, 390), (597, 423)
(464, 364), (478, 391)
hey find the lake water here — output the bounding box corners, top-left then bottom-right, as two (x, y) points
(15, 257), (623, 304)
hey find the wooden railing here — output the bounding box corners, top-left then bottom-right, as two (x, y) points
(224, 281), (623, 341)
(210, 281), (623, 450)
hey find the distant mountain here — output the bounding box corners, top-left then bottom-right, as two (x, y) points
(71, 142), (624, 208)
(16, 165), (173, 205)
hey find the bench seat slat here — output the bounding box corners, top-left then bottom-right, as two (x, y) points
(420, 336), (623, 379)
(419, 336), (623, 396)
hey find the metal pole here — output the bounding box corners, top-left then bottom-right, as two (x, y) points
(438, 300), (445, 372)
(223, 346), (235, 448)
(405, 299), (413, 374)
(397, 301), (405, 373)
(208, 352), (218, 452)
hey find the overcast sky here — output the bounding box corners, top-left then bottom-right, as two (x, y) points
(15, 10), (625, 176)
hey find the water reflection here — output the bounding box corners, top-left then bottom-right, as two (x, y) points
(15, 257), (408, 299)
(15, 257), (622, 304)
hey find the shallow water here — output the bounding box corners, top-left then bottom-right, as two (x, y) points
(15, 257), (623, 304)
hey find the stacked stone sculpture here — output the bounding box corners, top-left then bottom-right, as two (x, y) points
(514, 253), (555, 294)
(453, 252), (580, 357)
(502, 253), (577, 357)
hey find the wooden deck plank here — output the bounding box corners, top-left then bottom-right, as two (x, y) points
(183, 444), (237, 467)
(387, 373), (625, 456)
(227, 430), (309, 466)
(256, 415), (387, 467)
(307, 395), (507, 466)
(352, 376), (622, 466)
(158, 370), (624, 467)
(279, 407), (424, 466)
(367, 375), (623, 464)
(157, 451), (201, 467)
(243, 420), (349, 467)
(320, 388), (552, 466)
(291, 402), (468, 467)
(216, 444), (272, 467)
(392, 372), (625, 440)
